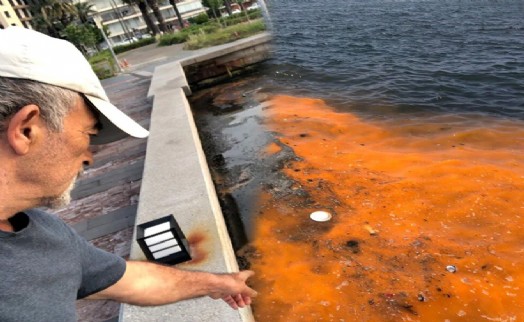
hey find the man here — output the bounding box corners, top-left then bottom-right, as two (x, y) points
(0, 27), (256, 321)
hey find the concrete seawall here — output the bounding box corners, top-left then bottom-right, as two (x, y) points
(120, 33), (270, 322)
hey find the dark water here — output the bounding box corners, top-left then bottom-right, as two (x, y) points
(192, 0), (524, 242)
(262, 0), (524, 118)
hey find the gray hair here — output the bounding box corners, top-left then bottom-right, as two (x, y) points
(0, 77), (79, 133)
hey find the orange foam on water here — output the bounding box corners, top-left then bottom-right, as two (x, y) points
(265, 142), (283, 155)
(249, 95), (524, 321)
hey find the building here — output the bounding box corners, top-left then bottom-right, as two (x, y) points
(219, 1), (258, 17)
(87, 0), (206, 46)
(0, 0), (32, 29)
(1, 0), (205, 47)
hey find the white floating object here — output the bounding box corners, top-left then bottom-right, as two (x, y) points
(310, 211), (332, 222)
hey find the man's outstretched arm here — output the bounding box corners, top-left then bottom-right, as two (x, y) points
(87, 261), (257, 309)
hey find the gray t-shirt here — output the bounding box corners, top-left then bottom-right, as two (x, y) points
(0, 209), (126, 322)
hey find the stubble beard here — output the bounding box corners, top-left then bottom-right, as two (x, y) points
(40, 176), (78, 209)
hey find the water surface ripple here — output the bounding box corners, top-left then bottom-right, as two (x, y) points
(264, 0), (524, 117)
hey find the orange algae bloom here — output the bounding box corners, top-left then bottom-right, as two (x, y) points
(249, 95), (524, 321)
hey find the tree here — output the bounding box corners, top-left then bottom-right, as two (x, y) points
(73, 2), (95, 24)
(202, 0), (224, 21)
(145, 0), (167, 33)
(121, 0), (160, 35)
(223, 0), (232, 16)
(30, 0), (77, 38)
(168, 0), (184, 30)
(63, 23), (98, 55)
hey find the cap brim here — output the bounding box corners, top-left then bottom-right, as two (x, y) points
(85, 95), (149, 145)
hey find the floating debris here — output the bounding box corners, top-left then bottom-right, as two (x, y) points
(363, 224), (378, 235)
(309, 210), (332, 222)
(345, 240), (360, 254)
(417, 293), (426, 302)
(446, 265), (457, 273)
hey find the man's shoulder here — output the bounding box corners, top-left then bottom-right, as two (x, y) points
(25, 208), (72, 232)
(26, 208), (60, 221)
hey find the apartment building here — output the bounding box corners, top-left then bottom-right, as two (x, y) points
(87, 0), (206, 46)
(0, 0), (32, 29)
(1, 0), (204, 46)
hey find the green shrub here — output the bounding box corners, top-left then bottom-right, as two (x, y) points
(248, 9), (263, 19)
(200, 23), (221, 33)
(220, 9), (263, 26)
(92, 64), (114, 79)
(159, 13), (265, 49)
(230, 19), (266, 36)
(88, 50), (112, 64)
(89, 54), (118, 79)
(188, 13), (209, 25)
(158, 31), (189, 46)
(158, 22), (221, 46)
(185, 20), (266, 50)
(112, 37), (156, 54)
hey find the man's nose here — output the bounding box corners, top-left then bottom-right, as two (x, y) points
(83, 150), (94, 167)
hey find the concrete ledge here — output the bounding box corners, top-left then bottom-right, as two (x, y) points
(120, 35), (270, 321)
(120, 36), (268, 321)
(181, 33), (271, 87)
(147, 61), (191, 98)
(178, 33), (271, 67)
(147, 33), (271, 99)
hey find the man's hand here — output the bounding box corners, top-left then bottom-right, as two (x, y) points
(88, 261), (257, 309)
(208, 271), (257, 309)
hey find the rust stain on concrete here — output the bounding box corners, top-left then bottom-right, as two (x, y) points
(188, 231), (209, 265)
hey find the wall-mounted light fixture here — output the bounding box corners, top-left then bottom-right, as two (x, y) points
(136, 215), (192, 265)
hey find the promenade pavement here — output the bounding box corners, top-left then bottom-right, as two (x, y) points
(117, 32), (270, 75)
(117, 42), (188, 74)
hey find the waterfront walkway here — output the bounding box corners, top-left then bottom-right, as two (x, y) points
(117, 32), (269, 75)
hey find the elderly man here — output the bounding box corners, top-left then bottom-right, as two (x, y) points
(0, 27), (256, 321)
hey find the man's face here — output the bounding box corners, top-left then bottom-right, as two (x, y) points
(18, 96), (99, 209)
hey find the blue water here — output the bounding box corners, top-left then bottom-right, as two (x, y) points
(262, 0), (524, 118)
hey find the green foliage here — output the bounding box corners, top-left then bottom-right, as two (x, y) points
(202, 0), (224, 18)
(158, 9), (263, 47)
(88, 50), (112, 64)
(158, 22), (221, 46)
(222, 9), (262, 26)
(202, 0), (224, 11)
(158, 32), (189, 46)
(198, 23), (222, 34)
(188, 13), (210, 25)
(112, 37), (157, 54)
(64, 24), (98, 52)
(92, 64), (115, 79)
(185, 20), (266, 50)
(31, 0), (77, 37)
(88, 50), (117, 80)
(73, 2), (95, 24)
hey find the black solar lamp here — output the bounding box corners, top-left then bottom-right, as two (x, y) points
(136, 215), (192, 265)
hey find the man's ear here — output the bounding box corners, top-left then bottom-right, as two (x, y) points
(6, 104), (44, 155)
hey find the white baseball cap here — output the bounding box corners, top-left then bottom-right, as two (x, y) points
(0, 27), (149, 144)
